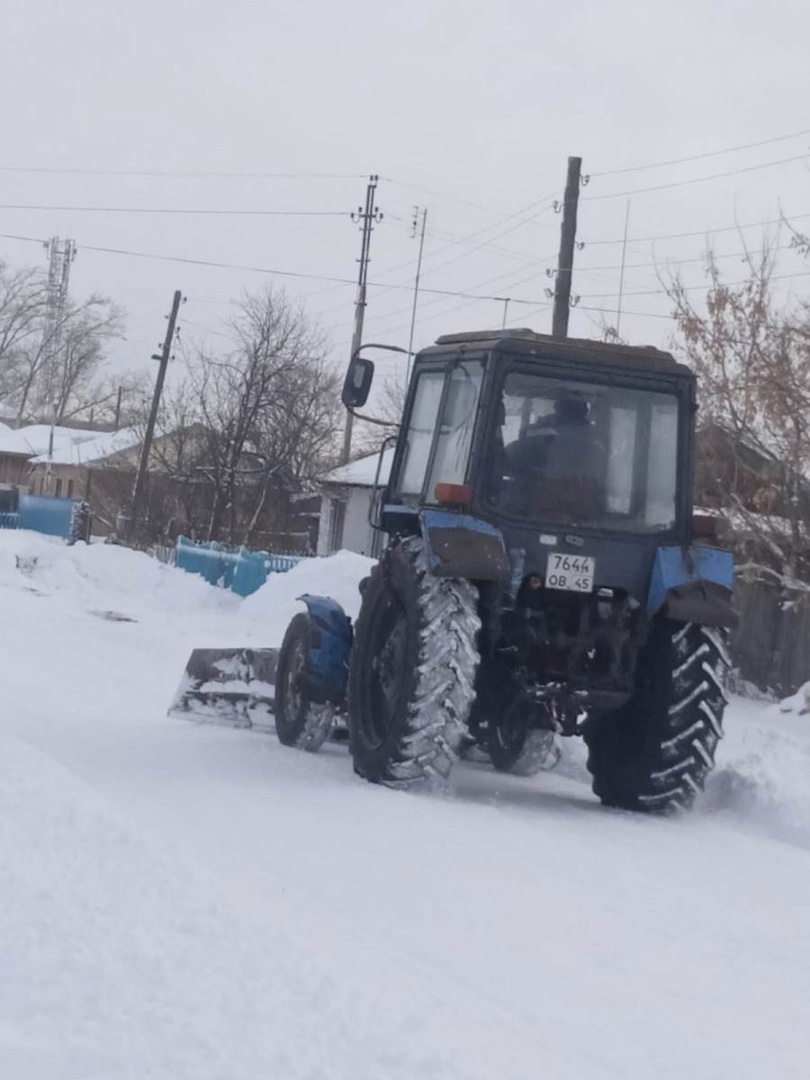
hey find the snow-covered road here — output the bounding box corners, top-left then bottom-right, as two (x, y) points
(1, 533), (809, 1079)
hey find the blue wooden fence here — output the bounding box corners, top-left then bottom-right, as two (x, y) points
(0, 494), (90, 542)
(174, 536), (303, 597)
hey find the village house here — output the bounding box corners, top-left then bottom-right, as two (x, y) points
(0, 424), (126, 493)
(27, 427), (142, 502)
(317, 447), (393, 557)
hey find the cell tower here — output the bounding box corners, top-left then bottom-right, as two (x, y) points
(40, 236), (77, 414)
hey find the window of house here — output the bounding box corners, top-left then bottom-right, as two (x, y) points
(329, 497), (346, 552)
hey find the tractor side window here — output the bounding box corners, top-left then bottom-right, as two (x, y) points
(427, 361), (484, 495)
(645, 400), (678, 526)
(398, 371), (445, 496)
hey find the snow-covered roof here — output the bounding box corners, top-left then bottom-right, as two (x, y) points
(0, 424), (141, 466)
(322, 447), (394, 488)
(30, 427), (140, 466)
(0, 424), (99, 459)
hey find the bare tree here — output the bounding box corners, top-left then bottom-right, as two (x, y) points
(47, 298), (125, 422)
(135, 287), (342, 546)
(0, 263), (49, 408)
(0, 256), (123, 424)
(666, 239), (810, 599)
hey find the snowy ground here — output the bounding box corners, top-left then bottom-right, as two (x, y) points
(1, 531), (809, 1079)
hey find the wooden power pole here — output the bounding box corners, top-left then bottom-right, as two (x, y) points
(551, 156), (582, 339)
(127, 289), (183, 539)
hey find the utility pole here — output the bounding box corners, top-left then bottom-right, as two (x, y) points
(341, 174), (382, 464)
(127, 289), (183, 540)
(114, 385), (123, 430)
(551, 156), (582, 339)
(405, 206), (428, 387)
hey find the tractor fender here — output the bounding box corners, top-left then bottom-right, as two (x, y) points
(646, 546), (737, 629)
(296, 594), (353, 703)
(418, 508), (510, 581)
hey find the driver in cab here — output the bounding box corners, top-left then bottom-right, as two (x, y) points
(501, 394), (605, 518)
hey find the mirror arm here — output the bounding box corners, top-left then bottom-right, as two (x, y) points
(345, 406), (400, 429)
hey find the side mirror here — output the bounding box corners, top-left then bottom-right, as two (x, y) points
(341, 356), (375, 408)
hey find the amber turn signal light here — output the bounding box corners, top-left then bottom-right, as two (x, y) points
(434, 482), (474, 506)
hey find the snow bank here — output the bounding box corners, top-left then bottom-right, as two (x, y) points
(0, 531), (237, 616)
(240, 549), (375, 630)
(701, 696), (810, 847)
(777, 680), (810, 716)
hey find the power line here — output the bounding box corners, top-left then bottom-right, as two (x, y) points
(591, 127), (810, 178)
(0, 167), (366, 179)
(385, 214), (540, 263)
(321, 192), (558, 317)
(504, 300), (676, 326)
(0, 203), (348, 217)
(0, 161), (530, 222)
(0, 232), (357, 285)
(293, 198), (558, 307)
(578, 304), (676, 322)
(376, 191), (559, 287)
(379, 176), (503, 215)
(373, 195), (559, 295)
(578, 267), (810, 302)
(363, 249), (558, 327)
(0, 229), (554, 305)
(584, 210), (810, 246)
(582, 153), (809, 202)
(577, 241), (796, 273)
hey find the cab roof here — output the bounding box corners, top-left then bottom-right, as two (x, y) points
(426, 328), (692, 378)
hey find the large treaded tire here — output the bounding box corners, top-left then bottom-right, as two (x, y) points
(348, 536), (480, 787)
(274, 613), (333, 752)
(583, 620), (729, 813)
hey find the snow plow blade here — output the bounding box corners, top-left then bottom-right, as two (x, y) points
(168, 648), (279, 731)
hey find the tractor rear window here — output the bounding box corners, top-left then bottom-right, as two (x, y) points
(491, 372), (679, 533)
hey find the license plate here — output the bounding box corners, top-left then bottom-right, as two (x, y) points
(545, 552), (595, 593)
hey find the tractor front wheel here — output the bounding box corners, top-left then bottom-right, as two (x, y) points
(274, 613), (333, 752)
(583, 620), (729, 812)
(487, 698), (560, 777)
(348, 536), (480, 786)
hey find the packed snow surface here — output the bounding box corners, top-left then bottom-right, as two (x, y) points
(1, 530), (809, 1079)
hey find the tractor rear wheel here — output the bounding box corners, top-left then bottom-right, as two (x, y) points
(348, 536), (480, 786)
(583, 620), (729, 812)
(274, 613), (333, 752)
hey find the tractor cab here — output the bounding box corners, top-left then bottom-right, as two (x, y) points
(341, 330), (701, 611)
(373, 329), (694, 540)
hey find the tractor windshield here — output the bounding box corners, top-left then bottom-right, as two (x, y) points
(489, 371), (679, 533)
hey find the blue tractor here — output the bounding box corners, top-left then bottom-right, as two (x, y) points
(172, 328), (735, 813)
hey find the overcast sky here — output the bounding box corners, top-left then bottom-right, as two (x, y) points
(1, 0), (808, 404)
